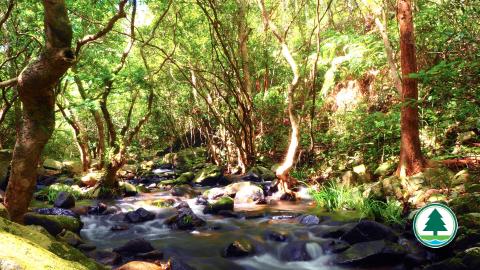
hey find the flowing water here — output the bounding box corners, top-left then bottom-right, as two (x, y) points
(80, 188), (384, 270)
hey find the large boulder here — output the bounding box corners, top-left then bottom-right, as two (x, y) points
(170, 184), (198, 198)
(81, 172), (101, 187)
(163, 147), (208, 171)
(193, 164), (224, 186)
(225, 181), (265, 204)
(43, 159), (63, 171)
(164, 202), (206, 230)
(62, 161), (83, 175)
(0, 149), (12, 191)
(222, 239), (255, 258)
(24, 213), (83, 236)
(113, 238), (155, 256)
(162, 172), (195, 186)
(54, 191), (75, 209)
(124, 208), (155, 223)
(203, 197), (234, 214)
(340, 220), (398, 244)
(248, 166), (275, 182)
(234, 183), (264, 204)
(280, 241), (316, 262)
(0, 216), (104, 270)
(334, 240), (406, 266)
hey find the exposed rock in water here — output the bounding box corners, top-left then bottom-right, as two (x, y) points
(88, 250), (122, 266)
(296, 214), (320, 225)
(124, 208), (155, 223)
(234, 183), (265, 204)
(340, 220), (398, 244)
(122, 182), (138, 197)
(54, 191), (75, 209)
(113, 238), (155, 256)
(164, 202), (206, 230)
(87, 203), (109, 215)
(334, 240), (406, 266)
(203, 187), (225, 201)
(116, 261), (167, 270)
(279, 241), (316, 262)
(170, 184), (198, 198)
(203, 196), (234, 214)
(222, 239), (255, 258)
(320, 239), (350, 254)
(24, 212), (83, 235)
(264, 230), (289, 242)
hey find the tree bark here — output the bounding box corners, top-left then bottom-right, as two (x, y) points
(396, 0), (425, 177)
(258, 0), (300, 194)
(57, 101), (91, 171)
(5, 0), (74, 223)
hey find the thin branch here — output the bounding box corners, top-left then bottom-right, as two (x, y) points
(0, 0), (14, 29)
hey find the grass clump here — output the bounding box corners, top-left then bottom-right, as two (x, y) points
(309, 181), (405, 225)
(36, 183), (86, 204)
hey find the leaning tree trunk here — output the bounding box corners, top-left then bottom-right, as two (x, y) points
(5, 0), (74, 223)
(258, 0), (300, 196)
(396, 0), (425, 177)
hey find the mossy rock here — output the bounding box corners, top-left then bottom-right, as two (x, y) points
(150, 198), (175, 208)
(163, 147), (208, 171)
(162, 172), (195, 186)
(193, 164), (223, 186)
(458, 213), (480, 229)
(24, 213), (83, 236)
(248, 166), (275, 181)
(43, 159), (63, 171)
(374, 161), (396, 177)
(0, 217), (105, 270)
(203, 197), (234, 214)
(452, 169), (471, 187)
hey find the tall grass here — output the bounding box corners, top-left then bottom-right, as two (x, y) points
(309, 181), (404, 225)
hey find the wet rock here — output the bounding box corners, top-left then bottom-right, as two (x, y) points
(264, 230), (289, 242)
(424, 246), (480, 270)
(53, 191), (75, 209)
(297, 214), (320, 225)
(117, 261), (166, 270)
(203, 197), (234, 214)
(240, 172), (262, 182)
(340, 220), (398, 244)
(135, 250), (164, 261)
(171, 184), (198, 198)
(87, 202), (108, 215)
(35, 207), (79, 218)
(88, 250), (122, 265)
(193, 164), (223, 186)
(24, 212), (83, 235)
(321, 239), (350, 254)
(195, 196), (208, 205)
(312, 223), (357, 238)
(217, 210), (242, 218)
(165, 202), (206, 230)
(113, 238), (155, 256)
(125, 208), (155, 223)
(222, 239), (255, 257)
(280, 241), (312, 262)
(334, 240), (405, 266)
(169, 256), (196, 270)
(111, 224), (130, 231)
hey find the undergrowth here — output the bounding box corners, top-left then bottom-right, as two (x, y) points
(309, 181), (404, 225)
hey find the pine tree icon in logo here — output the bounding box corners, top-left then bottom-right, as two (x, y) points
(424, 208), (447, 236)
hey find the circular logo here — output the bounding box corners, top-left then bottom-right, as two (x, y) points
(413, 203), (458, 248)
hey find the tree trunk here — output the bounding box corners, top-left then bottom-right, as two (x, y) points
(5, 0), (74, 223)
(73, 74), (106, 169)
(258, 0), (300, 195)
(396, 0), (425, 177)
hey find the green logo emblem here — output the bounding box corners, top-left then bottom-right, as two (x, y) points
(413, 203), (458, 248)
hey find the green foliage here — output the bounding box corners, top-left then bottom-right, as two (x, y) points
(310, 181), (404, 225)
(36, 184), (85, 204)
